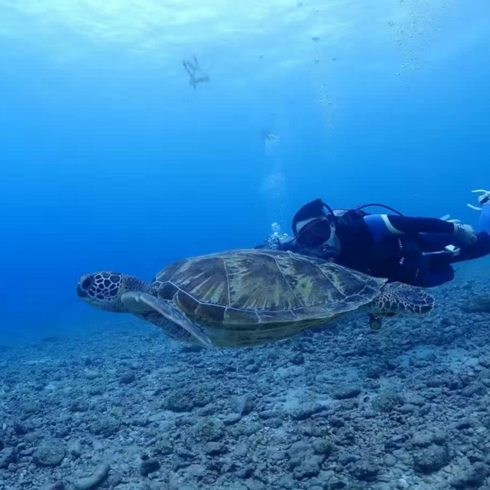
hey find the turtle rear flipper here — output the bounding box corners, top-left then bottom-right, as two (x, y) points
(121, 292), (213, 348)
(367, 283), (435, 316)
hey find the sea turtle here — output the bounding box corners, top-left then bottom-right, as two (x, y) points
(77, 249), (434, 348)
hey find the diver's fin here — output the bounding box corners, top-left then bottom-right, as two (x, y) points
(469, 189), (490, 209)
(121, 292), (213, 348)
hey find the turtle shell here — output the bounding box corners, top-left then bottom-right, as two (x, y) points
(151, 250), (387, 347)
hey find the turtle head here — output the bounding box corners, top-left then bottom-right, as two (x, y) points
(77, 272), (150, 313)
(366, 283), (435, 317)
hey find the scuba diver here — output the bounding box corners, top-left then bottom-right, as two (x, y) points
(262, 190), (490, 289)
(182, 56), (210, 89)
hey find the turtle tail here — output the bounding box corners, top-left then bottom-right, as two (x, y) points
(367, 282), (435, 317)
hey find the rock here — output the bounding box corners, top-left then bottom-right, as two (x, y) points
(288, 441), (324, 480)
(47, 482), (65, 490)
(232, 394), (255, 416)
(193, 420), (224, 442)
(84, 370), (99, 380)
(349, 459), (380, 481)
(74, 462), (111, 490)
(245, 479), (265, 490)
(455, 418), (472, 430)
(411, 430), (435, 448)
(33, 442), (66, 467)
(276, 475), (295, 489)
(332, 385), (361, 400)
(263, 417), (282, 429)
(13, 422), (29, 435)
(372, 391), (405, 413)
(186, 464), (207, 479)
(312, 438), (335, 456)
(88, 417), (120, 437)
(180, 344), (204, 353)
(397, 479), (410, 490)
(175, 448), (196, 460)
(426, 377), (446, 388)
(204, 442), (227, 456)
(293, 456), (323, 479)
(338, 451), (359, 466)
(412, 444), (451, 474)
(461, 383), (486, 398)
(19, 401), (40, 415)
(290, 403), (325, 421)
(69, 399), (90, 413)
(290, 353), (305, 365)
(155, 438), (173, 456)
(0, 448), (16, 469)
(232, 421), (262, 437)
(140, 458), (160, 477)
(462, 296), (490, 313)
(385, 454), (397, 467)
(232, 442), (248, 458)
(68, 440), (82, 459)
(327, 476), (348, 489)
(450, 462), (489, 488)
(120, 372), (136, 385)
(165, 388), (210, 412)
(224, 414), (242, 426)
(236, 465), (254, 479)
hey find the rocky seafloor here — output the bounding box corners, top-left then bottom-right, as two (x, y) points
(2, 276), (490, 490)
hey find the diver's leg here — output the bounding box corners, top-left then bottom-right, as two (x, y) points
(450, 232), (490, 264)
(448, 201), (490, 263)
(413, 257), (455, 287)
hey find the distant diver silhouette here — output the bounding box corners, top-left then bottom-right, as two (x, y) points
(182, 55), (210, 89)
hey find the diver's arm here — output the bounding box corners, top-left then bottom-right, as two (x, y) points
(366, 214), (477, 246)
(385, 216), (456, 234)
(364, 214), (454, 241)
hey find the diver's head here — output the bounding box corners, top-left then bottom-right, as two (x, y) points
(293, 199), (341, 260)
(77, 271), (147, 313)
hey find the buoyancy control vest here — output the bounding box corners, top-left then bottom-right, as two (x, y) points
(334, 207), (427, 283)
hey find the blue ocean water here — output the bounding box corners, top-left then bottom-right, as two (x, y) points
(1, 0), (489, 345)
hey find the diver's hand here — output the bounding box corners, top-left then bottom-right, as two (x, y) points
(468, 189), (490, 211)
(453, 222), (477, 245)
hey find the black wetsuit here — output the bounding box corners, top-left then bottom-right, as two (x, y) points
(267, 209), (490, 288)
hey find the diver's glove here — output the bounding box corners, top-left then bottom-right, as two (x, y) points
(468, 189), (490, 211)
(453, 222), (477, 245)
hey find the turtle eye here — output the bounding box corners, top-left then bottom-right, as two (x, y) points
(81, 277), (94, 291)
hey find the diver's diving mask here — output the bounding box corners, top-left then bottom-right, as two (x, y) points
(296, 218), (340, 260)
(296, 217), (333, 248)
(293, 199), (341, 260)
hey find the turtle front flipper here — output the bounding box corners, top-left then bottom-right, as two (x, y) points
(121, 292), (213, 348)
(366, 283), (435, 319)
